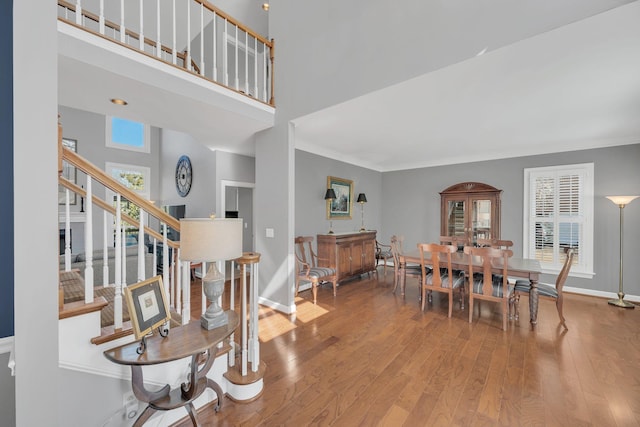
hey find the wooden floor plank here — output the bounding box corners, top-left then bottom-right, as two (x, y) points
(173, 270), (640, 426)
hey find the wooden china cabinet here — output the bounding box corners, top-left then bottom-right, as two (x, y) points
(440, 182), (502, 246)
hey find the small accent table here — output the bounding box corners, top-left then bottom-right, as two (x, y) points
(104, 312), (238, 426)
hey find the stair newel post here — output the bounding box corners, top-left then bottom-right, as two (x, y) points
(138, 208), (146, 282)
(249, 259), (260, 372)
(102, 211), (108, 286)
(84, 178), (94, 302)
(64, 190), (71, 271)
(114, 194), (123, 330)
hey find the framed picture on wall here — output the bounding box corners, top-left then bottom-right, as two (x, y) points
(327, 176), (354, 219)
(58, 138), (77, 205)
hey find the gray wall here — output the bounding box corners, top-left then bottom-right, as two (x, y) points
(381, 144), (640, 295)
(0, 353), (15, 426)
(58, 106), (161, 253)
(295, 150), (383, 237)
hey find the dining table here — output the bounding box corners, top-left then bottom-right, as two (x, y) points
(398, 250), (542, 325)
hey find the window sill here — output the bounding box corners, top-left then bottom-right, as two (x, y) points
(541, 267), (595, 279)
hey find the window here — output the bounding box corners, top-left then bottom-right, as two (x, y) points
(106, 116), (150, 153)
(105, 162), (151, 247)
(523, 163), (594, 278)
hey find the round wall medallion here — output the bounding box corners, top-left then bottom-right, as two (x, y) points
(175, 155), (192, 197)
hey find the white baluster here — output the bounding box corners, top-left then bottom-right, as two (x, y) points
(139, 0), (144, 51)
(84, 178), (94, 303)
(138, 209), (145, 282)
(172, 0), (177, 65)
(163, 224), (170, 300)
(64, 190), (71, 271)
(175, 249), (182, 314)
(253, 37), (258, 98)
(99, 0), (104, 35)
(181, 255), (190, 323)
(244, 31), (249, 94)
(114, 194), (122, 329)
(229, 259), (236, 367)
(241, 260), (247, 376)
(119, 0), (126, 43)
(152, 237), (157, 278)
(234, 26), (239, 90)
(186, 0), (191, 71)
(212, 14), (217, 81)
(199, 3), (204, 74)
(75, 0), (82, 25)
(263, 44), (268, 103)
(250, 261), (260, 371)
(121, 223), (127, 286)
(103, 211), (108, 286)
(156, 0), (161, 58)
(223, 19), (228, 86)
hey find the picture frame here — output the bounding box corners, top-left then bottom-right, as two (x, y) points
(124, 275), (171, 340)
(326, 176), (354, 219)
(59, 138), (77, 205)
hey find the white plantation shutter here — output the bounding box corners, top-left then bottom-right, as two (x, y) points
(524, 163), (594, 277)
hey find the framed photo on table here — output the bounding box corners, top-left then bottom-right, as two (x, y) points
(327, 176), (354, 219)
(124, 275), (171, 339)
(59, 138), (77, 205)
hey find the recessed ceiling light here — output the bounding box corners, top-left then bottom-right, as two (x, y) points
(262, 3), (269, 11)
(110, 98), (128, 106)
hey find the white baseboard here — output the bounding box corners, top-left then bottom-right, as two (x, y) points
(258, 296), (295, 314)
(563, 286), (640, 302)
(0, 336), (13, 354)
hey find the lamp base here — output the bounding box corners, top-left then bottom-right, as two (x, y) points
(608, 293), (635, 309)
(607, 294), (635, 308)
(201, 310), (229, 329)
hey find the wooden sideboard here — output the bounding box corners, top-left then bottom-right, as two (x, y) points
(317, 231), (377, 283)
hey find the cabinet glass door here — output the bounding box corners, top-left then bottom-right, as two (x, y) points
(446, 199), (466, 237)
(471, 199), (492, 244)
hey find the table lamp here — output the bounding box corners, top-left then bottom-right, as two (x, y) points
(605, 195), (638, 309)
(357, 193), (367, 231)
(324, 188), (337, 234)
(180, 218), (243, 329)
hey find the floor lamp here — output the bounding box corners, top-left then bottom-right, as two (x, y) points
(605, 195), (638, 309)
(325, 188), (337, 234)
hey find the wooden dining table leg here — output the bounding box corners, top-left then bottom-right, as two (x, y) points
(529, 278), (539, 325)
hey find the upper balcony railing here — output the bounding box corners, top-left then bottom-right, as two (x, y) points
(58, 0), (274, 106)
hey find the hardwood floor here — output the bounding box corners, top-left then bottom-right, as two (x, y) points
(176, 270), (640, 426)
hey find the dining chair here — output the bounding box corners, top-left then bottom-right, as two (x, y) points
(476, 238), (514, 250)
(375, 239), (393, 274)
(512, 247), (574, 329)
(294, 236), (337, 304)
(464, 245), (513, 331)
(439, 235), (470, 251)
(391, 235), (422, 295)
(417, 243), (466, 317)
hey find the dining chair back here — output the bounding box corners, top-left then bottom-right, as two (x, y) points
(476, 238), (514, 250)
(464, 245), (513, 331)
(512, 248), (574, 329)
(439, 235), (470, 251)
(390, 235), (422, 295)
(417, 243), (465, 317)
(294, 236), (337, 304)
(375, 239), (393, 274)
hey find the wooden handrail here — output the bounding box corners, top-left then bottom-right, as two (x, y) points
(60, 147), (181, 232)
(58, 177), (180, 249)
(193, 0), (273, 47)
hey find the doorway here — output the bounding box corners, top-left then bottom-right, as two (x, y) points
(221, 180), (254, 253)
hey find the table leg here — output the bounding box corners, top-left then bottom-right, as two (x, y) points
(184, 402), (200, 426)
(529, 278), (539, 325)
(206, 378), (224, 412)
(132, 405), (157, 427)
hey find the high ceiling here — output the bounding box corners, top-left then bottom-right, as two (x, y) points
(292, 2), (640, 172)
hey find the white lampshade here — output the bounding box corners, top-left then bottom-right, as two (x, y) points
(606, 195), (639, 206)
(180, 218), (243, 262)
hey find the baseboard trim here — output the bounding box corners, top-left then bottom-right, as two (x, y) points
(0, 336), (13, 354)
(564, 286), (640, 302)
(258, 296), (295, 314)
